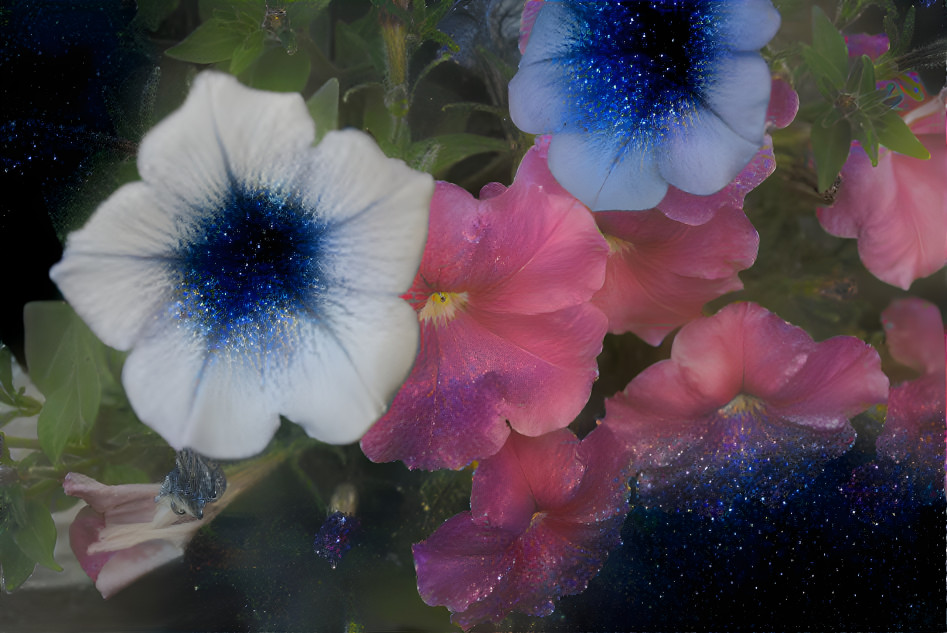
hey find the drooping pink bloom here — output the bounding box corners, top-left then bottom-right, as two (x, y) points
(817, 91), (947, 289)
(592, 205), (759, 345)
(360, 145), (608, 471)
(414, 425), (630, 630)
(877, 298), (946, 498)
(602, 301), (889, 514)
(63, 461), (270, 598)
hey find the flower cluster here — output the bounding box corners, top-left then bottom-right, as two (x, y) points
(25, 0), (943, 628)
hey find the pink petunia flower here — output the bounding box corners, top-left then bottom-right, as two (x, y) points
(592, 205), (759, 345)
(602, 301), (889, 514)
(360, 144), (608, 471)
(817, 91), (947, 289)
(413, 425), (630, 630)
(877, 298), (946, 498)
(63, 460), (270, 598)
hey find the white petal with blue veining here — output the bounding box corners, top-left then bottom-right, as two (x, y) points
(51, 72), (434, 459)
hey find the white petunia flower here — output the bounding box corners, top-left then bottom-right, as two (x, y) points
(50, 72), (433, 459)
(509, 0), (780, 211)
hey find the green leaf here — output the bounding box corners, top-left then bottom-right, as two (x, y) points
(24, 302), (107, 463)
(13, 498), (61, 572)
(101, 463), (151, 485)
(406, 134), (510, 176)
(810, 6), (849, 88)
(876, 111), (931, 159)
(165, 18), (248, 63)
(133, 0), (180, 31)
(812, 119), (852, 193)
(230, 29), (266, 75)
(241, 44), (311, 93)
(855, 54), (876, 97)
(0, 346), (13, 402)
(0, 533), (36, 591)
(306, 77), (339, 144)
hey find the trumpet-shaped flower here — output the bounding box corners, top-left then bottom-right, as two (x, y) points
(602, 302), (888, 515)
(360, 144), (608, 470)
(509, 0), (780, 211)
(817, 91), (947, 289)
(50, 72), (433, 459)
(414, 426), (630, 629)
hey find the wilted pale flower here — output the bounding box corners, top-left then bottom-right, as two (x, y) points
(509, 0), (780, 210)
(50, 72), (433, 459)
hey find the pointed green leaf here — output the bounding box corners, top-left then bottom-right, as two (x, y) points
(812, 119), (852, 193)
(855, 55), (876, 96)
(876, 111), (931, 159)
(165, 18), (248, 63)
(230, 29), (265, 75)
(306, 77), (339, 144)
(0, 534), (36, 591)
(13, 499), (61, 572)
(407, 134), (510, 176)
(24, 302), (107, 463)
(810, 7), (848, 88)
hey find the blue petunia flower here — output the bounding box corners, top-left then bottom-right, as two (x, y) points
(509, 0), (780, 211)
(50, 72), (434, 459)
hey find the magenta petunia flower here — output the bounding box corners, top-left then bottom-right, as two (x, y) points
(602, 301), (889, 514)
(877, 298), (946, 498)
(360, 145), (608, 470)
(592, 205), (759, 345)
(413, 426), (630, 629)
(817, 91), (947, 289)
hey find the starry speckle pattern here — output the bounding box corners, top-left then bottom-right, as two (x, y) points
(560, 0), (722, 144)
(171, 187), (329, 355)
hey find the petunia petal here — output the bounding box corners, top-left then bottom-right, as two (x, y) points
(137, 72), (314, 207)
(882, 298), (946, 376)
(547, 132), (668, 211)
(766, 337), (889, 430)
(300, 129), (433, 294)
(413, 512), (517, 614)
(593, 206), (758, 344)
(656, 138), (776, 225)
(657, 107), (762, 196)
(516, 0), (575, 66)
(509, 60), (572, 135)
(280, 292), (420, 445)
(471, 429), (585, 532)
(718, 0), (781, 52)
(121, 321), (281, 459)
(49, 183), (182, 350)
(359, 315), (511, 470)
(472, 303), (606, 436)
(703, 52), (771, 145)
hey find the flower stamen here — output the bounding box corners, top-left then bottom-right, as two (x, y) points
(419, 291), (468, 325)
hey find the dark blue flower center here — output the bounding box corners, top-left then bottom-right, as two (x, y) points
(563, 0), (722, 144)
(172, 188), (328, 351)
